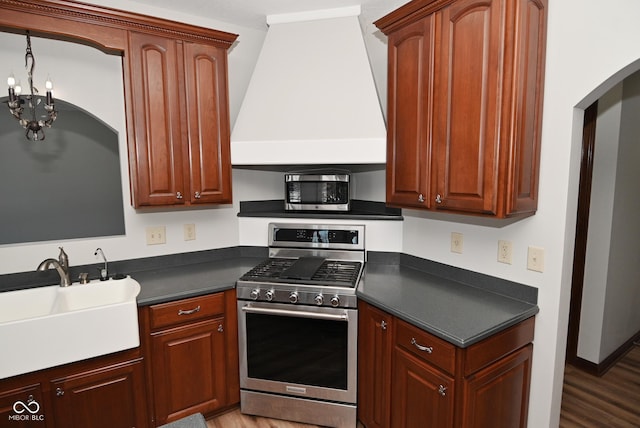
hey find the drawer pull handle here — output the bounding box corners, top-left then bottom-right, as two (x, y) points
(411, 337), (433, 353)
(178, 305), (201, 316)
(380, 320), (387, 330)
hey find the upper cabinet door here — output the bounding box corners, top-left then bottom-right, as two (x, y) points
(376, 0), (547, 220)
(183, 42), (232, 205)
(504, 0), (546, 215)
(386, 17), (434, 209)
(128, 32), (186, 207)
(433, 0), (503, 215)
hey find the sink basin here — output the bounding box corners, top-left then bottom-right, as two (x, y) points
(0, 277), (141, 379)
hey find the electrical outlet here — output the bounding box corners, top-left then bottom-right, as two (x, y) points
(184, 224), (196, 241)
(527, 246), (544, 272)
(451, 232), (463, 254)
(146, 226), (166, 245)
(498, 240), (512, 264)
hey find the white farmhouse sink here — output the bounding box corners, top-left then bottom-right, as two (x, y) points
(0, 277), (141, 379)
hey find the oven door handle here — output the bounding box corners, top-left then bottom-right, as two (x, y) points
(241, 305), (349, 322)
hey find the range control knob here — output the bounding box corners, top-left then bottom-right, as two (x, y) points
(265, 289), (275, 301)
(314, 294), (324, 306)
(330, 295), (340, 308)
(250, 289), (260, 300)
(289, 292), (299, 304)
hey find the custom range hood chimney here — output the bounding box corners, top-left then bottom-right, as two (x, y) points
(231, 6), (387, 166)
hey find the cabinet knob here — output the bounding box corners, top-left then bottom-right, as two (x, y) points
(438, 385), (447, 396)
(380, 320), (387, 330)
(176, 191), (183, 199)
(218, 324), (224, 333)
(56, 388), (65, 397)
(194, 191), (201, 199)
(435, 194), (442, 204)
(418, 193), (425, 203)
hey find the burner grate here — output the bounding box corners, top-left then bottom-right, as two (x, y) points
(240, 258), (362, 288)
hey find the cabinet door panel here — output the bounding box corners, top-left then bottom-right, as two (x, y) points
(391, 348), (454, 428)
(505, 0), (546, 214)
(386, 17), (433, 208)
(129, 32), (185, 207)
(183, 42), (232, 204)
(152, 318), (227, 424)
(357, 302), (393, 428)
(434, 0), (503, 214)
(50, 360), (147, 428)
(461, 344), (533, 428)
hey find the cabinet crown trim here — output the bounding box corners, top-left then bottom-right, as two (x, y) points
(0, 0), (238, 48)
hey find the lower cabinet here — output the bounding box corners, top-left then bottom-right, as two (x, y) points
(391, 348), (454, 428)
(139, 289), (239, 426)
(0, 349), (147, 428)
(358, 300), (534, 428)
(50, 359), (147, 428)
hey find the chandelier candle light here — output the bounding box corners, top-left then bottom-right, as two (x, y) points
(6, 31), (58, 141)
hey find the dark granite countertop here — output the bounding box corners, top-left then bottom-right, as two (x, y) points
(237, 199), (403, 221)
(357, 253), (539, 348)
(134, 256), (263, 306)
(2, 247), (537, 349)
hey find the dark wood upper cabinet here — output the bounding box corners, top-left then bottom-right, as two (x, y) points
(376, 0), (547, 219)
(0, 0), (237, 209)
(127, 33), (233, 207)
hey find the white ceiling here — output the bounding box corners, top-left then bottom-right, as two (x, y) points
(130, 0), (409, 30)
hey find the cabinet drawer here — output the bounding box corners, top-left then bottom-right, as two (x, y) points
(395, 319), (456, 374)
(150, 293), (225, 330)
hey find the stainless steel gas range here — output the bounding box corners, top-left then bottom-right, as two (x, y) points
(236, 223), (364, 428)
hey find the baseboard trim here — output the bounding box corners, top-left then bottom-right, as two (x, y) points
(569, 330), (640, 376)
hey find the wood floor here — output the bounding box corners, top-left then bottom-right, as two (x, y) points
(206, 346), (640, 427)
(560, 344), (640, 427)
(206, 410), (364, 428)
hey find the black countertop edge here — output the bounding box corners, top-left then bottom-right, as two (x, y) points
(366, 251), (538, 305)
(0, 246), (268, 293)
(237, 199), (404, 220)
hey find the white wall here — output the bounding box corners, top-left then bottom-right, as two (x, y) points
(577, 83), (622, 362)
(579, 72), (640, 364)
(601, 73), (640, 359)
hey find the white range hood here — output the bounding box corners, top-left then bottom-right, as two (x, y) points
(231, 6), (387, 166)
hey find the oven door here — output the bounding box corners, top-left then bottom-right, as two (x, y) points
(238, 300), (357, 404)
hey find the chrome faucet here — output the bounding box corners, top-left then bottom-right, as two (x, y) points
(37, 247), (71, 287)
(94, 247), (108, 280)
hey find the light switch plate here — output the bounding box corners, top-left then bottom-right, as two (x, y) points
(527, 246), (544, 272)
(451, 232), (463, 254)
(146, 226), (166, 245)
(184, 224), (196, 241)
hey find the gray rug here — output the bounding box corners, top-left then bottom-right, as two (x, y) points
(157, 413), (207, 428)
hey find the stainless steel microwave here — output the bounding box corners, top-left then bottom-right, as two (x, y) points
(284, 170), (350, 211)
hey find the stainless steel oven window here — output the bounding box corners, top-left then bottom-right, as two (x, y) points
(238, 301), (357, 404)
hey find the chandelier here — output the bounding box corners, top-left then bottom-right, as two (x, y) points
(6, 31), (58, 141)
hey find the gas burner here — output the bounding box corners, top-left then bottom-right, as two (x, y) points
(237, 223), (365, 308)
(239, 258), (362, 288)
